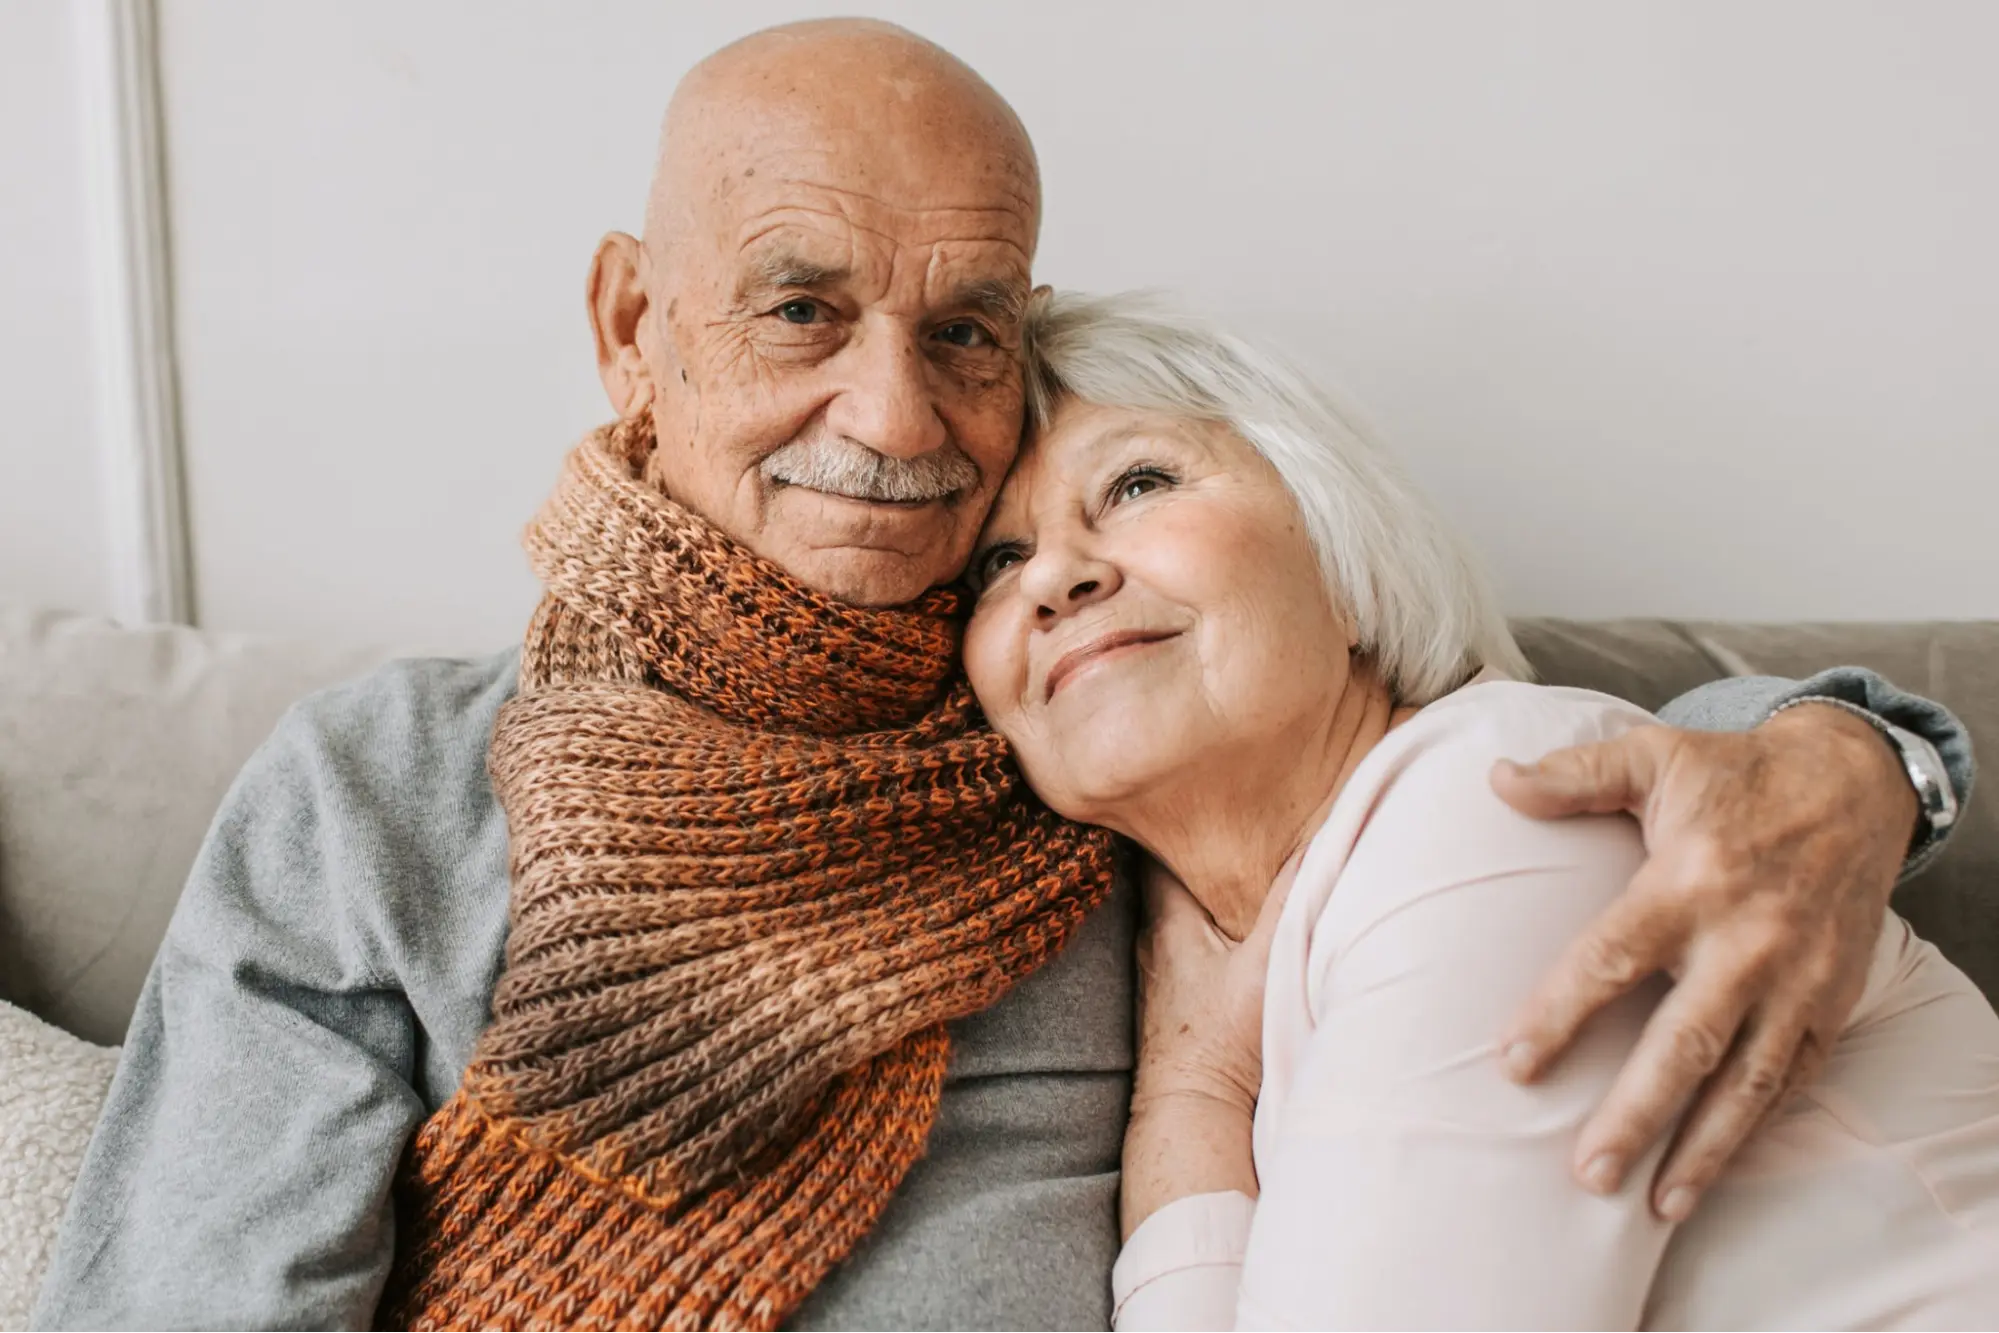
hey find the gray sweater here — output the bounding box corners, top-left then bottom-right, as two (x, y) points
(31, 655), (1972, 1331)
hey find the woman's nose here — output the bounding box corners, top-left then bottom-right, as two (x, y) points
(1022, 544), (1121, 621)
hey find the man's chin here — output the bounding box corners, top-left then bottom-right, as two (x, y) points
(757, 491), (972, 606)
(768, 541), (958, 608)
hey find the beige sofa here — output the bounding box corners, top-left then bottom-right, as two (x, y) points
(2, 606), (1994, 1050)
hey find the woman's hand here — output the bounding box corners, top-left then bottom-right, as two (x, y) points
(1132, 858), (1283, 1114)
(1122, 856), (1291, 1239)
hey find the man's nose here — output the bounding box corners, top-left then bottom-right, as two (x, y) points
(1023, 541), (1121, 621)
(824, 326), (949, 460)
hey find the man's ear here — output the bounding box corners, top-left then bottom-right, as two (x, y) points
(587, 232), (656, 419)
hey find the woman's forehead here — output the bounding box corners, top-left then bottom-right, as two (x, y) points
(1024, 401), (1223, 473)
(981, 403), (1245, 540)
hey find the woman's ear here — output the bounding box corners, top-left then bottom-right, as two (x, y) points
(587, 231), (657, 420)
(1333, 599), (1361, 652)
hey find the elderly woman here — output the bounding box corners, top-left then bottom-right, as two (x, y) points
(961, 292), (1999, 1329)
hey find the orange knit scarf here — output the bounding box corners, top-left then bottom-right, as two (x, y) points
(378, 421), (1118, 1331)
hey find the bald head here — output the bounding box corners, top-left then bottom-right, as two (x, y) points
(586, 20), (1046, 607)
(647, 20), (1040, 253)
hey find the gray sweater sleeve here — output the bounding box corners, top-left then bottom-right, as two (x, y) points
(31, 655), (516, 1332)
(1657, 669), (1976, 879)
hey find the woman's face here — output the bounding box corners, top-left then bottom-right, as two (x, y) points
(963, 397), (1354, 827)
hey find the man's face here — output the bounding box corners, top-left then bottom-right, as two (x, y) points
(607, 115), (1038, 607)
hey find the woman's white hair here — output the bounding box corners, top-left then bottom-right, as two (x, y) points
(1023, 290), (1529, 704)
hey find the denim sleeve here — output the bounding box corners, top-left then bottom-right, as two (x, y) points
(1658, 669), (1976, 880)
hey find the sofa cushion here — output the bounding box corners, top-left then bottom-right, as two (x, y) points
(0, 606), (392, 1045)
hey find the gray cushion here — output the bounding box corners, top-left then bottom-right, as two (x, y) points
(2, 606), (1992, 1044)
(1516, 618), (1997, 1005)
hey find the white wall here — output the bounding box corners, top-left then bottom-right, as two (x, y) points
(8, 1), (1997, 653)
(0, 2), (111, 618)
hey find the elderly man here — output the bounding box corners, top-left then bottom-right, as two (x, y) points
(34, 19), (1971, 1331)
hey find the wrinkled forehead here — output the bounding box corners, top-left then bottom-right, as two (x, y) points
(1036, 398), (1237, 468)
(663, 89), (1039, 264)
(721, 167), (1037, 296)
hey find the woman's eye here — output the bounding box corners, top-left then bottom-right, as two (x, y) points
(976, 545), (1024, 587)
(776, 299), (820, 325)
(1112, 468), (1172, 504)
(934, 320), (992, 348)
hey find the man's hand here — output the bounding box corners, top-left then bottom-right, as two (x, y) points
(1489, 704), (1917, 1221)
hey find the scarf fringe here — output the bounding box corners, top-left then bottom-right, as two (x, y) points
(383, 1027), (952, 1331)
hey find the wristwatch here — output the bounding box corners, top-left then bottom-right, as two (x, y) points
(1880, 718), (1961, 841)
(1773, 695), (1960, 847)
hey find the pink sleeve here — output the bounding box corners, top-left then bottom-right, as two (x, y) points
(1238, 701), (1677, 1329)
(1111, 1190), (1255, 1331)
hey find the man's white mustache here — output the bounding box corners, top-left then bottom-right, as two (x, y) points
(760, 435), (981, 504)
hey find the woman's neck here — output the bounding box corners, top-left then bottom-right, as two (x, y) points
(1119, 662), (1409, 939)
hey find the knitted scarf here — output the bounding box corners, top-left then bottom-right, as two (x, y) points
(379, 420), (1118, 1331)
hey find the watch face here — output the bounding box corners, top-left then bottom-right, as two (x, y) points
(1889, 724), (1958, 830)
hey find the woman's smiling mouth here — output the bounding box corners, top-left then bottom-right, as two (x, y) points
(1043, 629), (1182, 701)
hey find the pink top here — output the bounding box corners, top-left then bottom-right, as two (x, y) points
(1113, 681), (1999, 1330)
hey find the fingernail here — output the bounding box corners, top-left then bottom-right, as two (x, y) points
(1582, 1155), (1622, 1194)
(1502, 1041), (1537, 1080)
(1499, 758), (1535, 777)
(1659, 1186), (1697, 1221)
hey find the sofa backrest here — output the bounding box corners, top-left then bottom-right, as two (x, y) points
(0, 607), (394, 1044)
(1, 606), (1992, 1045)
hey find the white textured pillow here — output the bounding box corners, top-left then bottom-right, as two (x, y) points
(0, 1001), (117, 1331)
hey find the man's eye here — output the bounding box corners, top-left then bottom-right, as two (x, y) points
(935, 320), (992, 348)
(776, 299), (820, 325)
